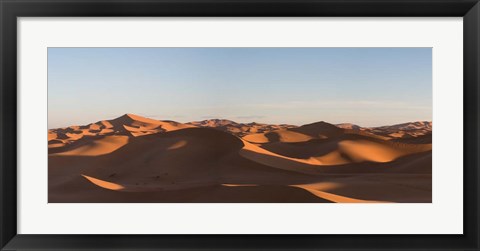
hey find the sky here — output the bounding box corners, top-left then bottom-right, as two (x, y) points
(48, 47), (432, 129)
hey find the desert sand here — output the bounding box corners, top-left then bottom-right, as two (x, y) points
(48, 114), (432, 203)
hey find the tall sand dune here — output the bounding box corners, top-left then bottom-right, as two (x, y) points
(48, 114), (194, 154)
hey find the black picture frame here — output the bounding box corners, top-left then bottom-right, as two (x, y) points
(1, 0), (479, 250)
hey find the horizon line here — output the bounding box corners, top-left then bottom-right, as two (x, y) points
(48, 113), (432, 130)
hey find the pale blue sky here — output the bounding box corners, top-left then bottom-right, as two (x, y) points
(48, 48), (432, 129)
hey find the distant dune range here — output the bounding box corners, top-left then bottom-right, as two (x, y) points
(48, 114), (432, 203)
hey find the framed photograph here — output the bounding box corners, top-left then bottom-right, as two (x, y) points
(1, 0), (479, 250)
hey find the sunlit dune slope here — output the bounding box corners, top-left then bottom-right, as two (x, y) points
(50, 135), (129, 156)
(336, 121), (432, 141)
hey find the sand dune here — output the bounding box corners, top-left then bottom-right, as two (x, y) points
(242, 121), (342, 144)
(49, 114), (432, 203)
(188, 119), (296, 137)
(337, 121), (432, 141)
(48, 114), (194, 154)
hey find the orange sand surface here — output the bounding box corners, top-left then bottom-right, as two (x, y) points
(49, 114), (432, 203)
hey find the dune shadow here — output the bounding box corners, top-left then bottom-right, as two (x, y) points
(264, 131), (281, 142)
(49, 178), (334, 203)
(190, 184), (334, 203)
(306, 174), (432, 203)
(261, 138), (339, 159)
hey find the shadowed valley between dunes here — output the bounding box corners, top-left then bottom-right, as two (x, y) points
(48, 114), (432, 203)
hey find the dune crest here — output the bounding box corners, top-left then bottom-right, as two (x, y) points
(81, 174), (125, 191)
